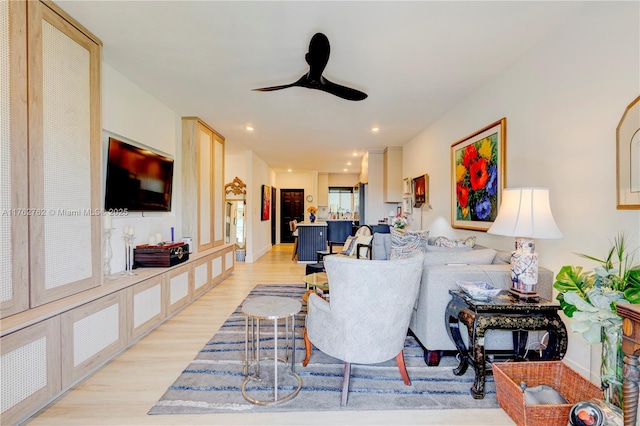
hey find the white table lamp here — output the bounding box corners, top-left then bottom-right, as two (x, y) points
(488, 187), (562, 298)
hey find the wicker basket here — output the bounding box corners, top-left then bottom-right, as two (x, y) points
(493, 361), (603, 426)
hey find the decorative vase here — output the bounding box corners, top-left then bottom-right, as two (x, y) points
(309, 213), (316, 223)
(601, 324), (624, 408)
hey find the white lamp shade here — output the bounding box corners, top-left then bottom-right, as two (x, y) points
(487, 187), (562, 239)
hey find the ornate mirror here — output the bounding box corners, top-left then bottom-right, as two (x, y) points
(224, 177), (247, 249)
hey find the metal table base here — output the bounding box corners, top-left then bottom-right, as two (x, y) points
(242, 296), (302, 405)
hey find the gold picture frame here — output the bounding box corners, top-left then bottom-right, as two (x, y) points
(413, 174), (428, 207)
(450, 118), (506, 231)
(616, 95), (640, 209)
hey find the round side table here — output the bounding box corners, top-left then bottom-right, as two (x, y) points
(241, 296), (302, 405)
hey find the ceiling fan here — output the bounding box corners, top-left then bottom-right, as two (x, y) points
(252, 32), (368, 101)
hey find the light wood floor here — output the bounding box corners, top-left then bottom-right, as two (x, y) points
(28, 244), (514, 426)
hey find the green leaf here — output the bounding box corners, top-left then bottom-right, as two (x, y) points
(553, 265), (589, 297)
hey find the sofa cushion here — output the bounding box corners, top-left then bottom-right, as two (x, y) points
(390, 228), (430, 259)
(423, 248), (497, 266)
(493, 250), (512, 265)
(372, 233), (391, 260)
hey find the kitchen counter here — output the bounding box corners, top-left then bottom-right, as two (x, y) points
(296, 222), (327, 262)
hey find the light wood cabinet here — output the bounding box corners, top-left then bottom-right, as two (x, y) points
(182, 117), (225, 252)
(383, 146), (403, 203)
(60, 291), (128, 388)
(1, 245), (234, 424)
(0, 316), (61, 425)
(0, 0), (29, 318)
(166, 263), (193, 315)
(127, 275), (166, 341)
(1, 0), (102, 316)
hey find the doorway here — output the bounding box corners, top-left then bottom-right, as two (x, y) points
(271, 186), (276, 245)
(280, 189), (304, 243)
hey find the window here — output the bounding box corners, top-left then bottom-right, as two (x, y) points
(328, 187), (353, 214)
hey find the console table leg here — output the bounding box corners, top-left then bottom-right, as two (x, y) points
(471, 327), (487, 399)
(623, 352), (640, 426)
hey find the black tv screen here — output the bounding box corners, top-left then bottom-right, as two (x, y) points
(105, 137), (174, 212)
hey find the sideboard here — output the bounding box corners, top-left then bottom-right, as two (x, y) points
(1, 243), (235, 425)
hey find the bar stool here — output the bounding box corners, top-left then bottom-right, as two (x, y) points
(290, 220), (298, 261)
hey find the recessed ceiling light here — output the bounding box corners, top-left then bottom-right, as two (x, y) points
(371, 127), (380, 133)
(246, 125), (254, 131)
(352, 152), (358, 156)
(287, 168), (292, 172)
(343, 168), (348, 172)
(346, 162), (352, 166)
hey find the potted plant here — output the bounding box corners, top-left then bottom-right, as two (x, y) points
(391, 213), (410, 229)
(553, 233), (640, 407)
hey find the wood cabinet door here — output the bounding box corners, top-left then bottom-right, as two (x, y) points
(197, 121), (214, 251)
(0, 0), (29, 318)
(213, 135), (224, 246)
(182, 117), (225, 253)
(27, 1), (102, 307)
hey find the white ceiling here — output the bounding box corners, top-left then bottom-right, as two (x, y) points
(56, 1), (586, 174)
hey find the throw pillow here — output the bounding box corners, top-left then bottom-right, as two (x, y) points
(432, 235), (476, 248)
(340, 236), (358, 256)
(423, 248), (497, 266)
(354, 235), (373, 259)
(390, 228), (430, 259)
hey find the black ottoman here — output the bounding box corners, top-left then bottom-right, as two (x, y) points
(305, 262), (325, 275)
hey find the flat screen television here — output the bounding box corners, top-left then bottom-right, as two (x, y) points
(105, 137), (174, 212)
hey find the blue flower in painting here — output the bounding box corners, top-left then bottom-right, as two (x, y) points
(486, 165), (497, 196)
(475, 197), (492, 220)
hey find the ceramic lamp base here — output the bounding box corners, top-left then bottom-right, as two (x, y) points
(510, 237), (539, 295)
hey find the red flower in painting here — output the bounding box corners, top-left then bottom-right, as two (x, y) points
(469, 158), (489, 190)
(462, 145), (478, 167)
(456, 183), (469, 208)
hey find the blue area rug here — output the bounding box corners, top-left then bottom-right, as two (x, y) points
(148, 284), (498, 414)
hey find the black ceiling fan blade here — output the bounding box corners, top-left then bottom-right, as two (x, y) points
(252, 32), (367, 101)
(252, 83), (297, 92)
(318, 77), (368, 101)
(252, 75), (307, 92)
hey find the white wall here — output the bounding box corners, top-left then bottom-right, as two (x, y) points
(277, 171), (316, 223)
(246, 152), (276, 262)
(403, 2), (640, 381)
(102, 64), (180, 273)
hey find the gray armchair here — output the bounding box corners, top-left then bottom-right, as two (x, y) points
(303, 254), (423, 406)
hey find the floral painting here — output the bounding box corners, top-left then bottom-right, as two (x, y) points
(451, 118), (506, 231)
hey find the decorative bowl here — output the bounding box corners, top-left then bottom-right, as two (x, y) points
(569, 401), (604, 426)
(456, 281), (501, 300)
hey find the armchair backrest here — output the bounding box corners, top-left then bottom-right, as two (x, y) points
(322, 254), (424, 363)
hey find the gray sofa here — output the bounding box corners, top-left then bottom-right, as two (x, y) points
(371, 232), (554, 365)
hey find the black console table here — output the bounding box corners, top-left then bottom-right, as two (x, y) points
(445, 290), (568, 399)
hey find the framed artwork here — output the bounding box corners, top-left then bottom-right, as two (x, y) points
(403, 196), (413, 214)
(413, 174), (428, 207)
(403, 177), (412, 195)
(261, 184), (271, 220)
(617, 95), (640, 209)
(451, 118), (506, 231)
